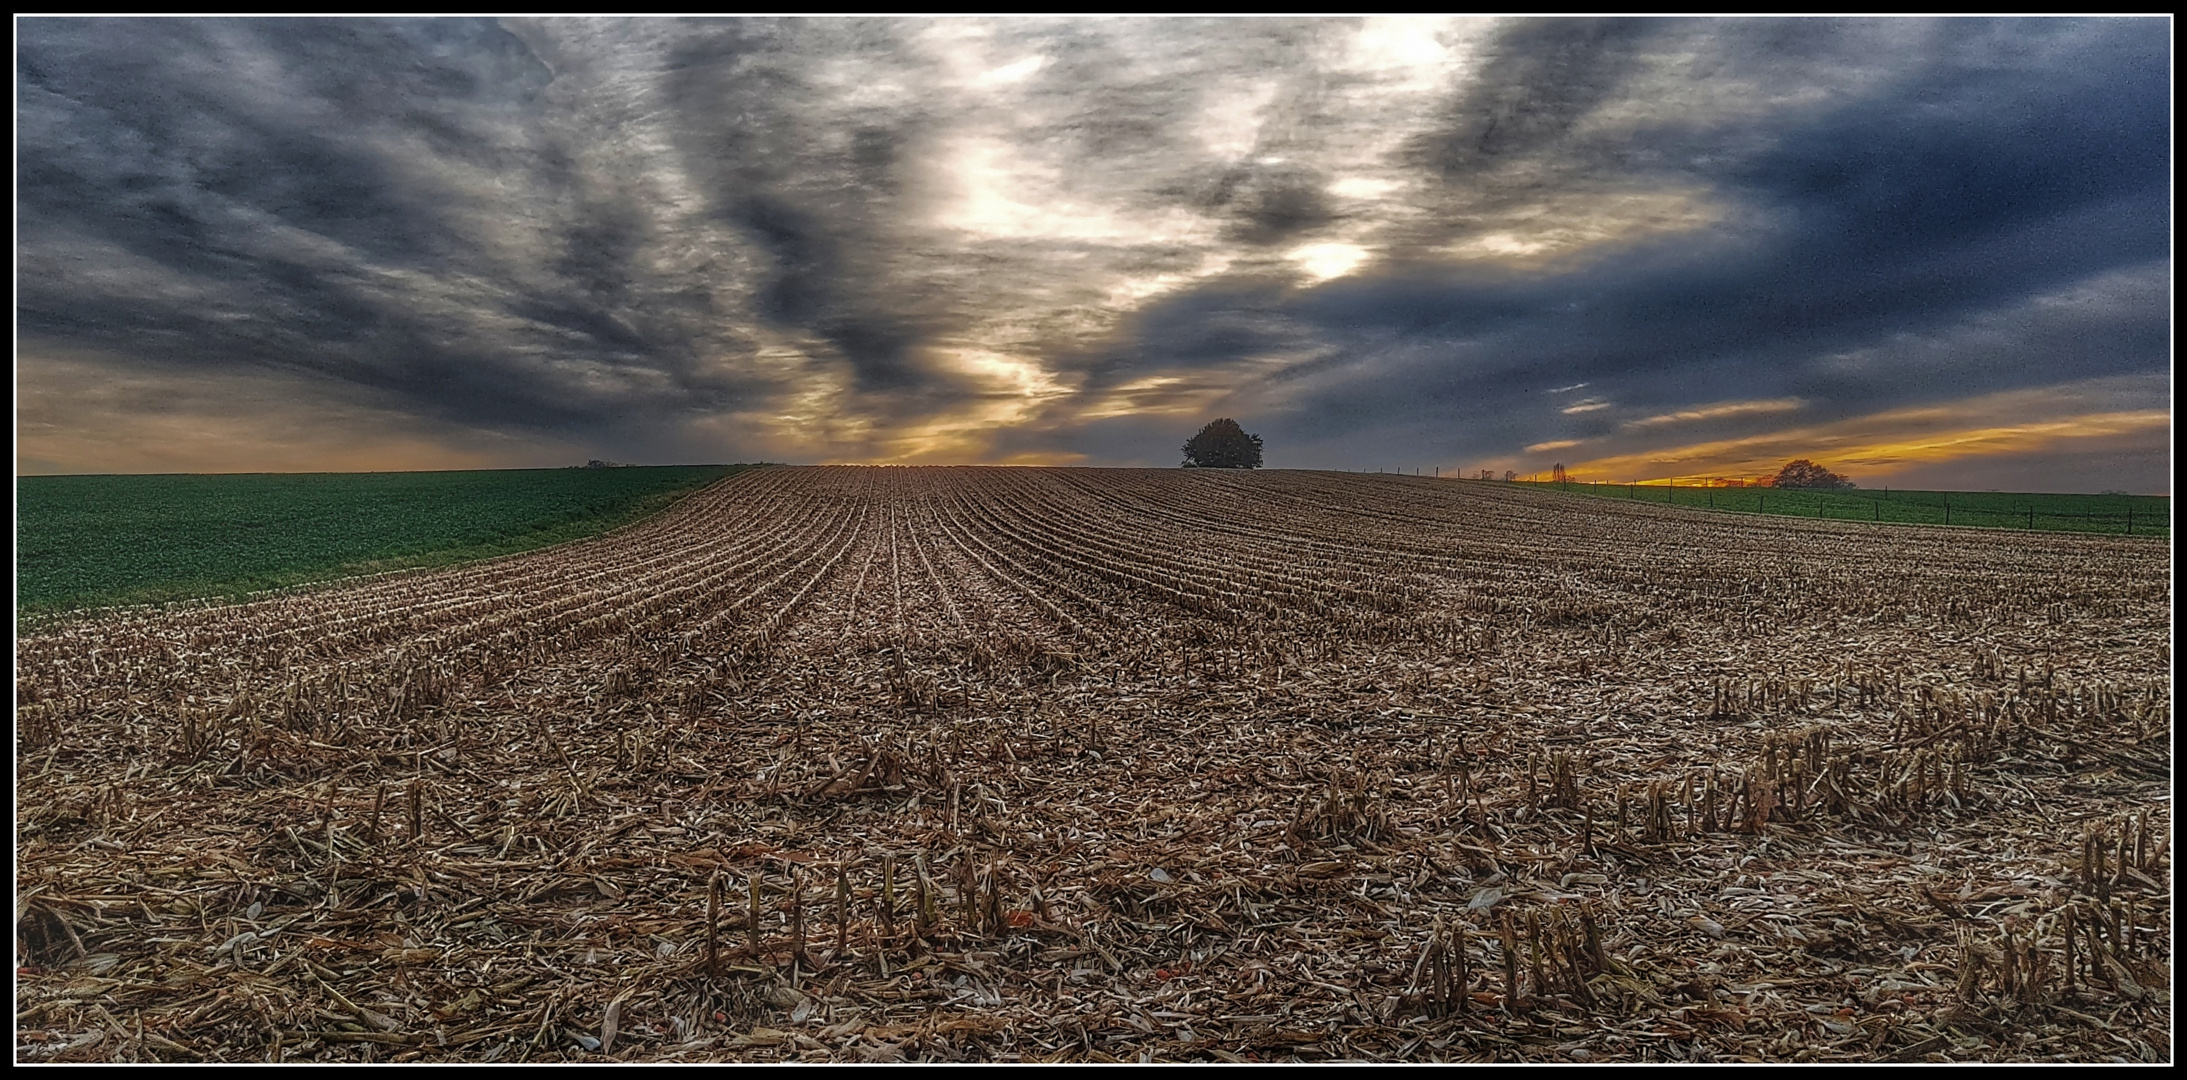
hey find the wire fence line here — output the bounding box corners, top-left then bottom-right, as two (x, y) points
(1493, 479), (2170, 538)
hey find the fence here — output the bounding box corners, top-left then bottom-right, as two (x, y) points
(1522, 480), (2169, 537)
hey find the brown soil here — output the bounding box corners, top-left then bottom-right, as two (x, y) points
(15, 467), (2170, 1062)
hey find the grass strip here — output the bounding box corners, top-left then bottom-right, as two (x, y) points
(17, 464), (773, 623)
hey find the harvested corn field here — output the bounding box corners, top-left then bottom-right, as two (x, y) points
(15, 466), (2172, 1062)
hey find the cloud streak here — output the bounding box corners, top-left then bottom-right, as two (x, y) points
(1622, 399), (1805, 430)
(16, 17), (2172, 491)
(1562, 375), (2172, 484)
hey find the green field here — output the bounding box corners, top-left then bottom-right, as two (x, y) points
(16, 464), (769, 617)
(1510, 479), (2169, 536)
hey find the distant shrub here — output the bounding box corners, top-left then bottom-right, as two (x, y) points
(1772, 460), (1855, 489)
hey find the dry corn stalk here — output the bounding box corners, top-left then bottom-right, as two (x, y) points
(12, 465), (2167, 1062)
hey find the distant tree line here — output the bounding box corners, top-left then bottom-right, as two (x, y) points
(1528, 459), (1855, 488)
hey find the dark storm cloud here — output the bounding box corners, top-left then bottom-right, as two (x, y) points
(20, 17), (809, 459)
(1201, 163), (1339, 246)
(19, 16), (1396, 463)
(16, 17), (2169, 477)
(1070, 17), (2169, 478)
(1411, 18), (1656, 182)
(650, 19), (957, 400)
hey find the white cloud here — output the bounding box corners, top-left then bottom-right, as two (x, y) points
(975, 54), (1046, 86)
(1329, 176), (1403, 200)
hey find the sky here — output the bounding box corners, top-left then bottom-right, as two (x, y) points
(15, 17), (2174, 491)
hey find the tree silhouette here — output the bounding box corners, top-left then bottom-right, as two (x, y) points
(1181, 419), (1264, 469)
(1771, 459), (1855, 489)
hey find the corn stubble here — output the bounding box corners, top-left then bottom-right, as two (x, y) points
(14, 466), (2170, 1062)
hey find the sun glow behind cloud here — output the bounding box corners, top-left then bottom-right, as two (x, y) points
(1288, 242), (1373, 282)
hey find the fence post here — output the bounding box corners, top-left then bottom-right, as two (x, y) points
(2126, 507), (2132, 535)
(2027, 507), (2034, 530)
